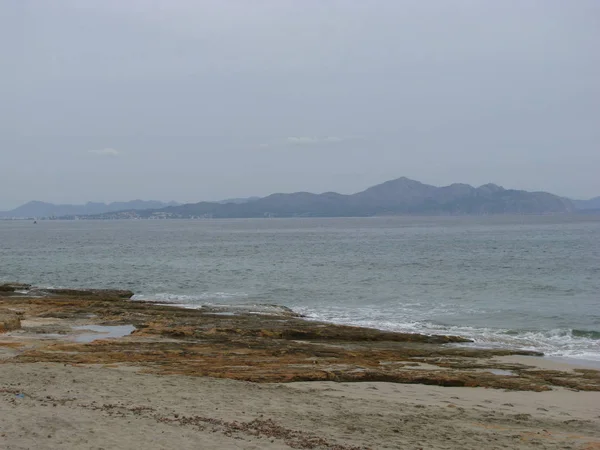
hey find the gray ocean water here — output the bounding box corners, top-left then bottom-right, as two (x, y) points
(1, 216), (599, 362)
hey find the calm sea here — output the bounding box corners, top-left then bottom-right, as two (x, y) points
(1, 216), (599, 363)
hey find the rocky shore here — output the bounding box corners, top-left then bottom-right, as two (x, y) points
(1, 284), (599, 449)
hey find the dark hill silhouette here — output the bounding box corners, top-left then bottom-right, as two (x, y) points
(82, 177), (575, 219)
(572, 196), (600, 210)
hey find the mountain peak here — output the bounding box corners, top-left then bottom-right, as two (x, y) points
(477, 183), (505, 194)
(353, 177), (437, 206)
(387, 176), (425, 185)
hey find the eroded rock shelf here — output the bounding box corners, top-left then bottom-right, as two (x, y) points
(1, 285), (598, 392)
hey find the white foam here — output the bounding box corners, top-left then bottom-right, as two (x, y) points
(132, 292), (249, 303)
(295, 308), (600, 362)
(130, 293), (600, 363)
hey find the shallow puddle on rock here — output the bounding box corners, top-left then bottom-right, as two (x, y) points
(72, 325), (136, 343)
(487, 369), (516, 376)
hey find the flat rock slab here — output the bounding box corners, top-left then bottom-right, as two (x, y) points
(0, 313), (21, 332)
(37, 288), (135, 299)
(0, 288), (598, 392)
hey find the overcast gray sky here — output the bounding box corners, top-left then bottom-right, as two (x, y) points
(1, 0), (599, 209)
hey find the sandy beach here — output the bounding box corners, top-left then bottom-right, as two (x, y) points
(2, 361), (599, 450)
(1, 286), (599, 449)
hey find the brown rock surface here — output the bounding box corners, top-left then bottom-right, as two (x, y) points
(0, 313), (21, 332)
(41, 288), (135, 299)
(0, 283), (32, 292)
(1, 288), (598, 392)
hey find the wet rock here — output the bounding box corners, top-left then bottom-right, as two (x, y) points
(2, 287), (599, 391)
(41, 288), (135, 299)
(0, 313), (21, 332)
(0, 283), (32, 292)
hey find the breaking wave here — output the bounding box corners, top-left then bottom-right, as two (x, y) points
(295, 308), (600, 364)
(132, 292), (249, 303)
(131, 292), (295, 315)
(130, 293), (600, 365)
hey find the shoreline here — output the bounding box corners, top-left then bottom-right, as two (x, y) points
(543, 356), (600, 370)
(6, 279), (600, 367)
(2, 285), (600, 449)
(2, 284), (599, 383)
(142, 299), (600, 370)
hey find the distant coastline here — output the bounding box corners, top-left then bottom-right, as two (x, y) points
(3, 177), (595, 220)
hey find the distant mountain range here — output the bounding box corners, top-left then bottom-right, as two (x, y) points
(0, 200), (180, 219)
(3, 178), (597, 220)
(217, 197), (261, 205)
(572, 197), (600, 211)
(67, 177), (584, 220)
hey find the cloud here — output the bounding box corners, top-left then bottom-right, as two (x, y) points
(285, 136), (350, 146)
(285, 136), (320, 145)
(257, 136), (360, 149)
(88, 148), (120, 157)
